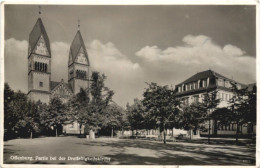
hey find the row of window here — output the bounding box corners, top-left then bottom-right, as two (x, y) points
(35, 62), (48, 72)
(69, 70), (87, 80)
(218, 123), (239, 131)
(217, 92), (233, 101)
(178, 79), (208, 93)
(182, 92), (233, 105)
(217, 79), (241, 89)
(76, 70), (87, 79)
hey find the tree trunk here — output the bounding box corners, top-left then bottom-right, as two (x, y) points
(208, 118), (211, 144)
(163, 125), (166, 144)
(56, 128), (58, 137)
(111, 127), (113, 138)
(236, 122), (239, 145)
(30, 130), (33, 139)
(190, 129), (192, 141)
(79, 124), (82, 135)
(172, 127), (174, 137)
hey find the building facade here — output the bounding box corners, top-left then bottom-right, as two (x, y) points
(28, 17), (90, 134)
(175, 70), (256, 136)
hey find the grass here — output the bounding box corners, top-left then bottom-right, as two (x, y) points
(3, 136), (255, 165)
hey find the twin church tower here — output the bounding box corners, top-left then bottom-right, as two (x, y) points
(28, 16), (90, 104)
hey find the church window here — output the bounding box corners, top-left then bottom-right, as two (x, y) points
(76, 70), (87, 79)
(35, 62), (38, 70)
(40, 63), (42, 71)
(44, 64), (47, 72)
(39, 82), (43, 87)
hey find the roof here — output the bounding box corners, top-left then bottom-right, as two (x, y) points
(50, 81), (73, 92)
(69, 30), (89, 65)
(50, 81), (60, 90)
(176, 70), (234, 86)
(29, 18), (51, 56)
(175, 85), (217, 97)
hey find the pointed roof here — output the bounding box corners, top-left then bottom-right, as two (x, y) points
(50, 80), (73, 94)
(69, 30), (89, 65)
(29, 17), (51, 56)
(177, 70), (235, 86)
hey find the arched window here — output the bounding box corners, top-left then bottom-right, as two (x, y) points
(45, 64), (47, 72)
(35, 62), (38, 71)
(84, 71), (86, 79)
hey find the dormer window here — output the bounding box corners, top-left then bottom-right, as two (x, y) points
(224, 80), (229, 88)
(218, 79), (224, 86)
(202, 80), (207, 87)
(178, 86), (181, 92)
(194, 83), (197, 89)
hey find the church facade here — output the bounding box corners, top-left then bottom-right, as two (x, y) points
(27, 17), (90, 134)
(28, 17), (90, 104)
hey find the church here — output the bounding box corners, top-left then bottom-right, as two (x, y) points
(27, 17), (90, 104)
(27, 15), (90, 134)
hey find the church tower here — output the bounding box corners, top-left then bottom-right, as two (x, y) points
(68, 25), (90, 94)
(28, 17), (51, 103)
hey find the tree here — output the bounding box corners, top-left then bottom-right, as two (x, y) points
(202, 90), (219, 144)
(40, 97), (67, 137)
(126, 99), (146, 136)
(228, 82), (250, 144)
(244, 84), (256, 136)
(67, 88), (90, 136)
(180, 102), (207, 140)
(22, 101), (41, 139)
(142, 83), (180, 144)
(84, 72), (114, 136)
(4, 83), (15, 137)
(9, 90), (30, 138)
(102, 103), (124, 138)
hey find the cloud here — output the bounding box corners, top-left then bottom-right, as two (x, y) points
(136, 34), (256, 84)
(50, 39), (143, 106)
(4, 38), (28, 92)
(4, 38), (142, 106)
(87, 40), (143, 106)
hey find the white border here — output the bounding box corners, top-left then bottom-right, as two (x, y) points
(0, 0), (259, 168)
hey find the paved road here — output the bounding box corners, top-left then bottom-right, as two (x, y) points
(3, 136), (255, 165)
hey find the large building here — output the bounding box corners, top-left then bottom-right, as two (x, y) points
(27, 16), (90, 134)
(175, 70), (256, 136)
(28, 17), (90, 103)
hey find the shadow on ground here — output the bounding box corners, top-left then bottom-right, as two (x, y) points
(77, 139), (255, 165)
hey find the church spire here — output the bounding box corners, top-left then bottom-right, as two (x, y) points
(38, 6), (41, 16)
(29, 14), (51, 56)
(68, 22), (89, 66)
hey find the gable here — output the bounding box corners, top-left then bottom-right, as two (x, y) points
(29, 18), (51, 56)
(33, 35), (49, 56)
(75, 47), (88, 65)
(51, 82), (73, 97)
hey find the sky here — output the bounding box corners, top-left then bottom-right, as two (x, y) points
(4, 5), (256, 107)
